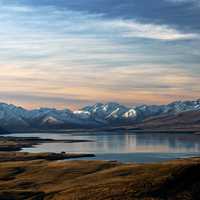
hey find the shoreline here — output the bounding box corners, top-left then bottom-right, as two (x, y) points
(0, 136), (94, 152)
(4, 128), (199, 135)
(0, 136), (95, 162)
(0, 135), (200, 199)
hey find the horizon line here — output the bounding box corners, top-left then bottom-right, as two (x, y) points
(0, 98), (199, 111)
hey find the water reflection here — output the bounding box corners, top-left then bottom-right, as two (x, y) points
(9, 132), (200, 154)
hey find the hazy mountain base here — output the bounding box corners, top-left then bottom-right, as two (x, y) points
(0, 158), (200, 200)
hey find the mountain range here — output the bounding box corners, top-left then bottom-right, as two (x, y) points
(0, 100), (200, 131)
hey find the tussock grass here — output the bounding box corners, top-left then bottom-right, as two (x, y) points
(0, 158), (200, 200)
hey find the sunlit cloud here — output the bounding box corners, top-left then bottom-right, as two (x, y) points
(0, 1), (199, 109)
(105, 20), (198, 40)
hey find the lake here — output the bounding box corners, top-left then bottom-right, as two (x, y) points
(8, 131), (200, 163)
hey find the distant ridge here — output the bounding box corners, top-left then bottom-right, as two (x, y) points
(0, 99), (200, 131)
(136, 110), (200, 131)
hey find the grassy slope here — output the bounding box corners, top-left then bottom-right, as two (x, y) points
(136, 110), (200, 131)
(0, 158), (200, 200)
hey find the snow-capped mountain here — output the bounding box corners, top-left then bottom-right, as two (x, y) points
(82, 102), (129, 121)
(0, 99), (200, 131)
(0, 103), (100, 130)
(81, 100), (200, 123)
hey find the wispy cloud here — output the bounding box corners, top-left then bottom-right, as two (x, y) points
(105, 20), (198, 40)
(166, 0), (198, 3)
(165, 0), (200, 7)
(0, 2), (199, 108)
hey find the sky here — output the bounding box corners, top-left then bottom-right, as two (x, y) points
(0, 0), (200, 109)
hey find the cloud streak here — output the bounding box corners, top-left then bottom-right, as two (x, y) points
(0, 1), (199, 108)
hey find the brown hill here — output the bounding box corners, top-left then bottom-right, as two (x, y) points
(136, 110), (200, 131)
(0, 158), (200, 200)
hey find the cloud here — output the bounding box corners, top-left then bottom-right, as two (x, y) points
(0, 91), (92, 109)
(0, 3), (198, 41)
(166, 0), (197, 3)
(165, 0), (200, 6)
(105, 20), (198, 41)
(0, 2), (199, 108)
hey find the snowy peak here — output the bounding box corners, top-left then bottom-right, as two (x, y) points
(41, 116), (63, 125)
(73, 110), (91, 119)
(81, 102), (129, 121)
(82, 102), (126, 112)
(0, 99), (200, 130)
(123, 109), (137, 119)
(166, 100), (200, 113)
(75, 100), (200, 123)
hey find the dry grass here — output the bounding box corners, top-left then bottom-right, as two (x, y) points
(0, 136), (200, 200)
(0, 158), (200, 200)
